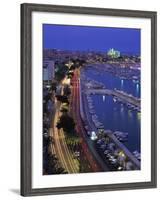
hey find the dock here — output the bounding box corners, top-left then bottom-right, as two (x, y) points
(105, 131), (140, 169)
(79, 76), (141, 170)
(86, 88), (140, 109)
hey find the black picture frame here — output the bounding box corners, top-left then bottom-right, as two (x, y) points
(21, 3), (157, 196)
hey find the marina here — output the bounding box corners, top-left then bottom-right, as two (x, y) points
(80, 65), (141, 154)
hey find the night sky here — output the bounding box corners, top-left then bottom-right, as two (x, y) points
(43, 24), (140, 55)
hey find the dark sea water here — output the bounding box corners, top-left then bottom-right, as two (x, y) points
(84, 67), (141, 152)
(85, 67), (140, 98)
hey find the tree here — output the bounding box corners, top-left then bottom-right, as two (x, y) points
(57, 113), (75, 133)
(51, 81), (57, 92)
(63, 85), (71, 96)
(67, 71), (74, 79)
(55, 62), (69, 82)
(56, 95), (69, 104)
(60, 107), (68, 113)
(66, 135), (81, 152)
(43, 152), (67, 174)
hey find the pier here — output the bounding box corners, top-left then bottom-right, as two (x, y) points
(81, 91), (141, 169)
(105, 131), (140, 169)
(85, 88), (140, 109)
(80, 73), (141, 171)
(80, 88), (140, 170)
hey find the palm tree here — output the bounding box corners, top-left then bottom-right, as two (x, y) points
(44, 152), (67, 174)
(66, 136), (81, 152)
(57, 113), (75, 133)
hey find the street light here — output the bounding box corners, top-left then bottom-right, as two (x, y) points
(90, 131), (98, 141)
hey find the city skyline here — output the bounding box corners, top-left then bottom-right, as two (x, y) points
(43, 24), (140, 55)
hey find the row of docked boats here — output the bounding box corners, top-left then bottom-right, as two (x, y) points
(114, 88), (141, 102)
(113, 131), (128, 142)
(96, 138), (134, 171)
(126, 103), (140, 112)
(86, 94), (104, 129)
(113, 97), (140, 112)
(85, 77), (105, 89)
(133, 150), (141, 161)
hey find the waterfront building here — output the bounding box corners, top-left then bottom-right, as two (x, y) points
(107, 48), (120, 58)
(43, 60), (55, 82)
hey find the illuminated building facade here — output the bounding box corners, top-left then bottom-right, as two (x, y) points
(107, 48), (120, 58)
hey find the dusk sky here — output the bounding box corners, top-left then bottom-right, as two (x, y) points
(43, 24), (140, 55)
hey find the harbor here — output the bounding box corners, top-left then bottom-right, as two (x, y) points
(42, 24), (142, 175)
(79, 65), (141, 170)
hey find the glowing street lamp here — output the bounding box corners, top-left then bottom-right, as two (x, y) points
(90, 131), (98, 141)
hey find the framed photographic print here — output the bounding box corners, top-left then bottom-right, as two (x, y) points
(21, 3), (157, 196)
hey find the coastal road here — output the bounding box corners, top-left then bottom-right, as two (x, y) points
(71, 69), (102, 172)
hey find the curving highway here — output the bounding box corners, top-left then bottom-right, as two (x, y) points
(51, 100), (79, 173)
